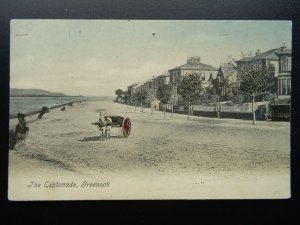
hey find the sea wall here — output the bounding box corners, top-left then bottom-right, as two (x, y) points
(9, 101), (83, 119)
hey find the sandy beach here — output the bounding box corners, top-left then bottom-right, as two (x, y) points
(8, 100), (290, 200)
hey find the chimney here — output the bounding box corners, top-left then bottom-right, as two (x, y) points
(281, 43), (287, 52)
(255, 49), (260, 56)
(187, 56), (201, 64)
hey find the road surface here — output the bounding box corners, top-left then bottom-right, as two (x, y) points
(8, 101), (290, 200)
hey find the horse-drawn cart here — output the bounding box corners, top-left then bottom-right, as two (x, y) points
(92, 115), (131, 139)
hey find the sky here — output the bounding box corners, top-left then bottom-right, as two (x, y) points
(10, 20), (292, 96)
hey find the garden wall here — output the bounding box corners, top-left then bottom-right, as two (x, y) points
(163, 109), (254, 120)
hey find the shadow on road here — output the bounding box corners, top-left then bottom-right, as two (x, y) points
(79, 136), (100, 141)
(79, 136), (119, 141)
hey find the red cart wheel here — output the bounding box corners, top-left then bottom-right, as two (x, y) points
(122, 117), (131, 137)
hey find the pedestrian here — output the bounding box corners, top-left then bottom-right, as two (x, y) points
(15, 113), (29, 135)
(10, 113), (30, 149)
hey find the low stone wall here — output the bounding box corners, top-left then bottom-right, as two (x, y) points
(220, 111), (253, 120)
(163, 109), (254, 120)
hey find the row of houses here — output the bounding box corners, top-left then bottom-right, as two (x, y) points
(125, 43), (291, 107)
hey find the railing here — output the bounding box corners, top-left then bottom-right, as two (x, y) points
(9, 101), (83, 119)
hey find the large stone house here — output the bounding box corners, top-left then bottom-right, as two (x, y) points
(235, 47), (280, 93)
(236, 48), (280, 74)
(168, 56), (218, 106)
(235, 44), (291, 103)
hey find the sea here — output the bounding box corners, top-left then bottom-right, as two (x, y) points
(9, 96), (114, 116)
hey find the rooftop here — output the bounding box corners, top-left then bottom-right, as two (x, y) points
(169, 56), (218, 72)
(275, 48), (292, 55)
(219, 63), (237, 78)
(169, 62), (218, 72)
(236, 48), (280, 62)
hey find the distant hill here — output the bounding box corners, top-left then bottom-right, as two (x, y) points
(10, 88), (68, 97)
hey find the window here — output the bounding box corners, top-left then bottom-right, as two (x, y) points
(288, 57), (292, 71)
(281, 57), (289, 72)
(278, 78), (291, 95)
(278, 78), (282, 94)
(282, 78), (287, 94)
(200, 72), (205, 81)
(287, 78), (291, 95)
(177, 72), (181, 81)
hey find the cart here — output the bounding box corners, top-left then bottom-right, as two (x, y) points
(92, 115), (131, 138)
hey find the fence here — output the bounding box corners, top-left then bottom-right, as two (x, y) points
(9, 101), (83, 119)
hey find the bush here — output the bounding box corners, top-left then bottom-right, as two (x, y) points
(225, 93), (245, 104)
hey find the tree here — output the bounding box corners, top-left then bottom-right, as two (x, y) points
(239, 64), (275, 125)
(177, 73), (204, 120)
(122, 91), (130, 104)
(115, 89), (124, 102)
(136, 89), (147, 112)
(130, 92), (138, 111)
(157, 84), (172, 118)
(145, 89), (156, 105)
(145, 89), (157, 115)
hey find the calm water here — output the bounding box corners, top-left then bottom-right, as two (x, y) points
(9, 96), (114, 115)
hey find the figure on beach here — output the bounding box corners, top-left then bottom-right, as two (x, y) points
(60, 106), (65, 111)
(9, 113), (30, 150)
(37, 106), (49, 119)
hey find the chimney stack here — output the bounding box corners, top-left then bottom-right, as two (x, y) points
(281, 43), (287, 52)
(187, 56), (201, 64)
(256, 49), (260, 56)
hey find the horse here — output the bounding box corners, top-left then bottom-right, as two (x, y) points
(92, 119), (107, 141)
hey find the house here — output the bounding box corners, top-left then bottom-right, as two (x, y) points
(168, 56), (218, 106)
(143, 77), (155, 92)
(169, 56), (218, 87)
(133, 82), (146, 94)
(235, 45), (291, 102)
(275, 43), (291, 104)
(151, 74), (170, 92)
(208, 63), (237, 96)
(235, 47), (280, 92)
(236, 48), (280, 74)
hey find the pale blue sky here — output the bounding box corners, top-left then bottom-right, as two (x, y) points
(10, 20), (292, 96)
